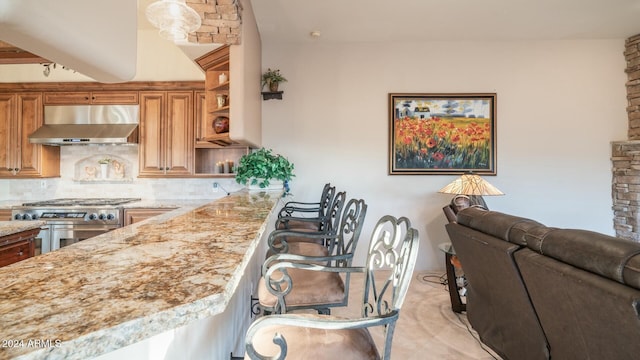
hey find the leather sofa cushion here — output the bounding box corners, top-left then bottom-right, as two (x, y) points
(456, 207), (543, 245)
(533, 229), (640, 288)
(625, 255), (640, 289)
(507, 220), (547, 246)
(522, 226), (558, 252)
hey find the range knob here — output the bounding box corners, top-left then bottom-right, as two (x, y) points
(22, 214), (32, 220)
(13, 213), (22, 220)
(98, 214), (106, 220)
(106, 213), (115, 220)
(31, 214), (39, 220)
(88, 213), (98, 220)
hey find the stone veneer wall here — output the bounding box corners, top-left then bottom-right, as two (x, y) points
(612, 34), (640, 241)
(626, 34), (640, 140)
(612, 141), (640, 241)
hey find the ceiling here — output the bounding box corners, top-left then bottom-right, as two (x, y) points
(2, 0), (640, 82)
(250, 0), (640, 43)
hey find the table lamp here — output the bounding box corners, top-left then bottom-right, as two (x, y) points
(438, 173), (504, 209)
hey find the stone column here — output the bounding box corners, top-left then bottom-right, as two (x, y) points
(613, 34), (640, 241)
(626, 34), (640, 139)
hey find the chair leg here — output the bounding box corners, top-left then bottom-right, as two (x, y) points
(317, 308), (331, 315)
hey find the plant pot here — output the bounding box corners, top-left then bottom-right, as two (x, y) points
(100, 163), (109, 179)
(269, 82), (279, 92)
(247, 179), (283, 191)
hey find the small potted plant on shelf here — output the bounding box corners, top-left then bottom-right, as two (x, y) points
(235, 148), (294, 190)
(261, 68), (287, 92)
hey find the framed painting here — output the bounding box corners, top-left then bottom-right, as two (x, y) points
(389, 93), (497, 175)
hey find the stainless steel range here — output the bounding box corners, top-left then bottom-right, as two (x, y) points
(11, 198), (141, 255)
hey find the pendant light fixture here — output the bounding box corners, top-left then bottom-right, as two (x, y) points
(145, 0), (202, 43)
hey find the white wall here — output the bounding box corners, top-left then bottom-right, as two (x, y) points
(260, 39), (629, 270)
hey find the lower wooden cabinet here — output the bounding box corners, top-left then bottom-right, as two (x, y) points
(0, 209), (12, 221)
(123, 208), (176, 226)
(0, 228), (38, 267)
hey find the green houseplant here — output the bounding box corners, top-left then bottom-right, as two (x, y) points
(235, 148), (294, 189)
(261, 68), (287, 92)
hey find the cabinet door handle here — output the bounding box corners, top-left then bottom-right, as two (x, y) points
(17, 251), (23, 256)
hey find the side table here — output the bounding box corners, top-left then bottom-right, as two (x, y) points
(438, 242), (466, 313)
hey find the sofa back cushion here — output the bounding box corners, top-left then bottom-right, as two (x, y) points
(530, 229), (640, 289)
(445, 223), (550, 360)
(456, 207), (545, 246)
(515, 248), (640, 360)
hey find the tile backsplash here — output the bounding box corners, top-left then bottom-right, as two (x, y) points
(0, 146), (243, 201)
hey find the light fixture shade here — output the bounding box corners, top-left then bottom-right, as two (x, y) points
(438, 174), (504, 196)
(146, 0), (202, 42)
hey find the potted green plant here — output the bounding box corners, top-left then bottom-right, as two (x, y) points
(235, 148), (295, 190)
(261, 68), (287, 92)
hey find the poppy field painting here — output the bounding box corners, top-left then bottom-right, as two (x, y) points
(388, 93), (497, 175)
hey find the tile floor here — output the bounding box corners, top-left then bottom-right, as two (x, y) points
(331, 270), (503, 360)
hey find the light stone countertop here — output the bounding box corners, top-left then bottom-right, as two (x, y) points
(0, 221), (45, 238)
(121, 198), (217, 209)
(0, 190), (283, 360)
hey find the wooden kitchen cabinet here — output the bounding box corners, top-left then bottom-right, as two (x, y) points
(0, 209), (12, 221)
(0, 93), (60, 178)
(43, 91), (138, 105)
(0, 228), (37, 267)
(138, 91), (194, 177)
(123, 208), (176, 226)
(194, 47), (251, 177)
(195, 45), (235, 147)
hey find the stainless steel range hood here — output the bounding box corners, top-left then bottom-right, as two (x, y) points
(29, 105), (139, 145)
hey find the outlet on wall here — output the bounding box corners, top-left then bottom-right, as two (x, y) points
(212, 182), (219, 193)
(40, 180), (46, 189)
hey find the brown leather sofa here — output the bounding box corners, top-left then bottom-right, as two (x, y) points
(445, 207), (640, 360)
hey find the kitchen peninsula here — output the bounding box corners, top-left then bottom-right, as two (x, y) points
(0, 191), (282, 360)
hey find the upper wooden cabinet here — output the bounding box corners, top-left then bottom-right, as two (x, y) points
(44, 91), (138, 105)
(195, 45), (236, 147)
(195, 44), (262, 149)
(0, 93), (60, 178)
(138, 91), (194, 177)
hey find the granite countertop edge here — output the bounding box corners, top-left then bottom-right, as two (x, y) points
(1, 190), (283, 360)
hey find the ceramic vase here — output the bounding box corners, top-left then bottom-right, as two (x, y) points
(100, 163), (109, 179)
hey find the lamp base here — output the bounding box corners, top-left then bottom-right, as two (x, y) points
(469, 195), (488, 209)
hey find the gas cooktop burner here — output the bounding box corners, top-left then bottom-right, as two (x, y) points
(21, 198), (141, 207)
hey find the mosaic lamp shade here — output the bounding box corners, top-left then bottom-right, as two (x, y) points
(438, 174), (504, 209)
